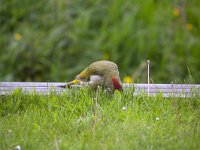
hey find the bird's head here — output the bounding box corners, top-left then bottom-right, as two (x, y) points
(111, 76), (123, 91)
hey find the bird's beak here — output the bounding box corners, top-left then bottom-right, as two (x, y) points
(66, 79), (81, 88)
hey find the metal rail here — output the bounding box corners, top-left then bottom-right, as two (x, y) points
(0, 82), (200, 97)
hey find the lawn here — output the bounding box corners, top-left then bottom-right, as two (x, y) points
(0, 88), (200, 150)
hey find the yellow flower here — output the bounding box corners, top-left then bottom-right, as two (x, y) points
(186, 23), (193, 31)
(173, 8), (180, 17)
(103, 53), (110, 60)
(14, 33), (22, 41)
(123, 76), (133, 83)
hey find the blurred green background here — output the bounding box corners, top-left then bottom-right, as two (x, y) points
(0, 0), (200, 83)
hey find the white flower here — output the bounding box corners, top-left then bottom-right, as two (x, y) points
(15, 145), (21, 150)
(156, 117), (160, 121)
(122, 106), (127, 110)
(8, 129), (12, 133)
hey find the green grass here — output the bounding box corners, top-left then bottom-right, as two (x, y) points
(0, 88), (200, 150)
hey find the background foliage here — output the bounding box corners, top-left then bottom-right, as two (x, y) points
(0, 0), (200, 83)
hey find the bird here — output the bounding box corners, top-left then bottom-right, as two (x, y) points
(62, 60), (123, 92)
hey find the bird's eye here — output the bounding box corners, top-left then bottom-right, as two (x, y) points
(93, 71), (98, 75)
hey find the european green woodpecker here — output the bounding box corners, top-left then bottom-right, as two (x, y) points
(65, 60), (123, 91)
